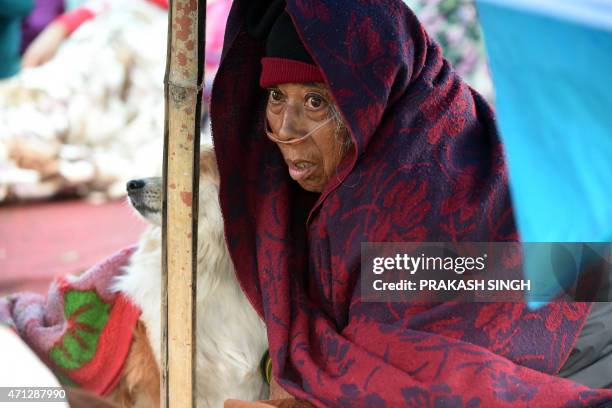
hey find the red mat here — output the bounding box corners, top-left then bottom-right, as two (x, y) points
(0, 199), (146, 296)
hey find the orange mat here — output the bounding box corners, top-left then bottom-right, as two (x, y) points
(0, 199), (146, 296)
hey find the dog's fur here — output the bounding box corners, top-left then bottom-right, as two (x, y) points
(111, 148), (268, 407)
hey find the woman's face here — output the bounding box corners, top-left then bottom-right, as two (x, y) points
(265, 82), (350, 193)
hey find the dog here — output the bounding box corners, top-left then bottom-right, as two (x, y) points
(111, 148), (269, 407)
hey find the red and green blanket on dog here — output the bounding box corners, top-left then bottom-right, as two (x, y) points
(0, 247), (140, 396)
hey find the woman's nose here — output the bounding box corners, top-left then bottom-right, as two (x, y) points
(275, 105), (305, 142)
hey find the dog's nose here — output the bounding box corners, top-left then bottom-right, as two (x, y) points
(127, 179), (146, 192)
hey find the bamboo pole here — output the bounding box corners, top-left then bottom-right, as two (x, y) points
(162, 0), (205, 407)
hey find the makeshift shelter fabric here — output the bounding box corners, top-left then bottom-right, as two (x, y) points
(477, 0), (612, 307)
(211, 0), (612, 406)
(477, 0), (612, 243)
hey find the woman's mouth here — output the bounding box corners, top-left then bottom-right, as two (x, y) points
(287, 160), (316, 181)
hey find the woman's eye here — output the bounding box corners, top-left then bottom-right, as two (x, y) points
(306, 94), (325, 109)
(268, 89), (283, 103)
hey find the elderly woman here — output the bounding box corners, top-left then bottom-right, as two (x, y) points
(213, 1), (612, 406)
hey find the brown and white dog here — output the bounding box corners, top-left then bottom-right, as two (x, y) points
(110, 148), (268, 407)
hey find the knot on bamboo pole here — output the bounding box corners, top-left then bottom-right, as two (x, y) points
(166, 80), (204, 105)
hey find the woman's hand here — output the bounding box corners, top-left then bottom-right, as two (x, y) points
(269, 376), (293, 400)
(22, 23), (68, 68)
(224, 377), (314, 408)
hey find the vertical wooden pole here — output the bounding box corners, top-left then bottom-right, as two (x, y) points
(162, 0), (205, 407)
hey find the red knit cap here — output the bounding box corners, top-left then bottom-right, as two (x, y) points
(259, 57), (324, 88)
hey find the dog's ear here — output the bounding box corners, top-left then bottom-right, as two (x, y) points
(200, 147), (219, 184)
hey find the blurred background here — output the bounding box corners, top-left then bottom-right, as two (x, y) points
(0, 0), (233, 294)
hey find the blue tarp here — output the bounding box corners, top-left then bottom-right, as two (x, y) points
(477, 0), (612, 304)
